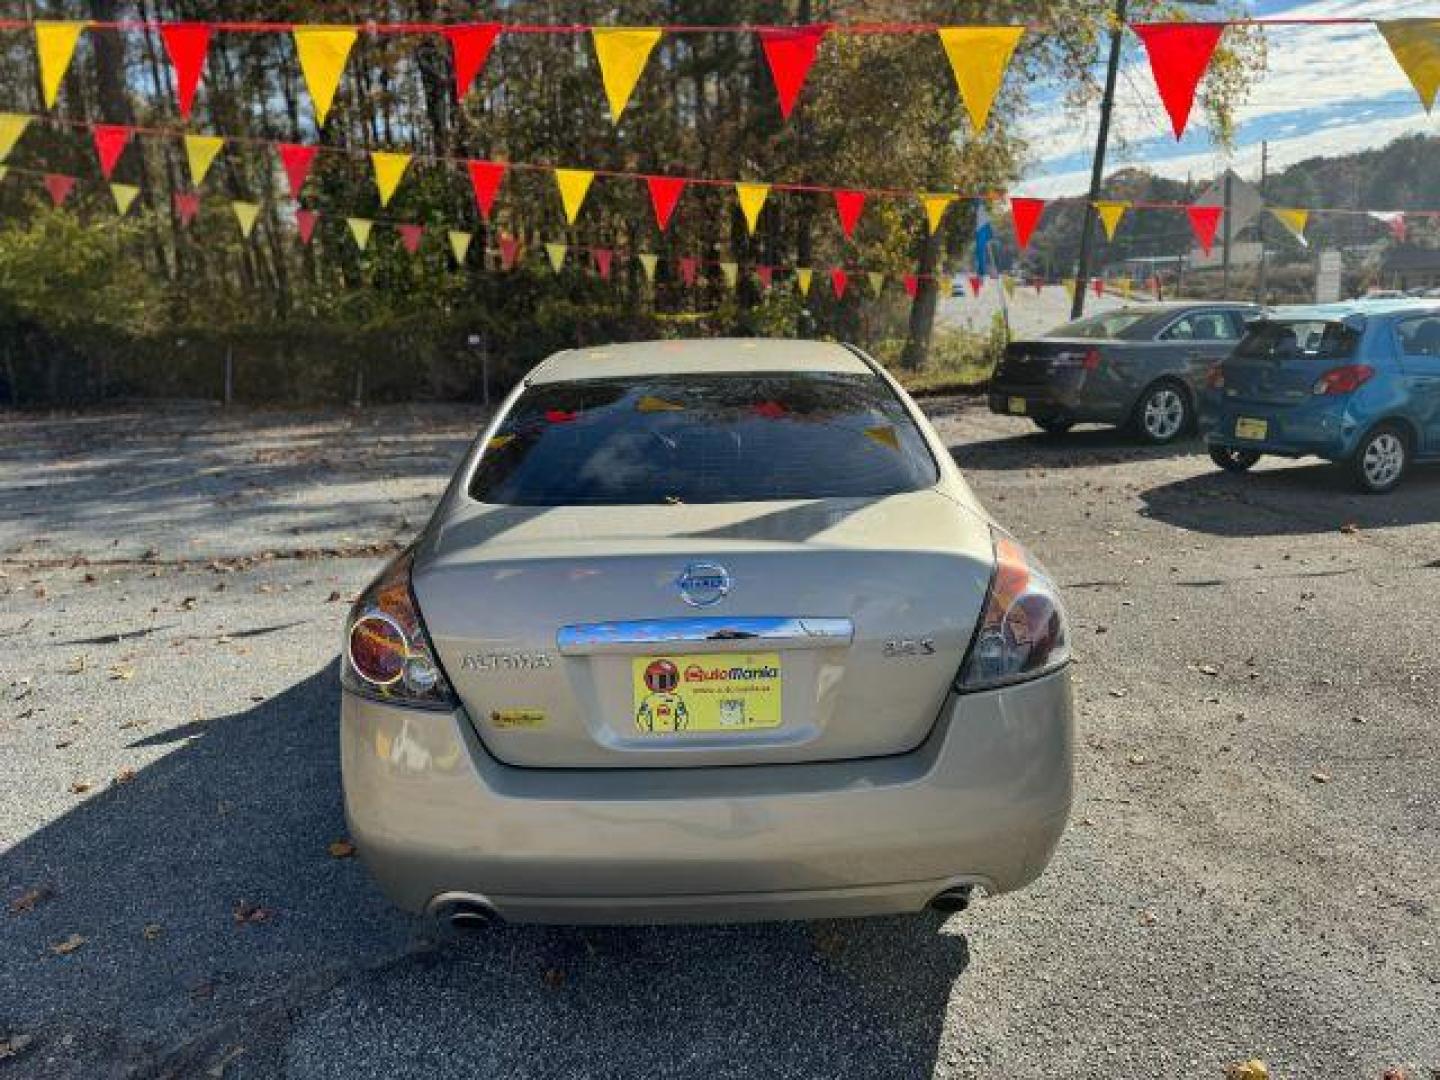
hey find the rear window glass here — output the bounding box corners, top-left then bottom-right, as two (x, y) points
(1236, 320), (1360, 361)
(469, 372), (940, 505)
(1045, 311), (1150, 340)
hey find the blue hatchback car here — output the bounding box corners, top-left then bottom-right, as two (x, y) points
(1203, 300), (1440, 492)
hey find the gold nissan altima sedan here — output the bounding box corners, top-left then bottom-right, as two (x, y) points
(340, 339), (1073, 926)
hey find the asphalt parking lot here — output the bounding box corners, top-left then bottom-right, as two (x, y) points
(1, 401), (1437, 1079)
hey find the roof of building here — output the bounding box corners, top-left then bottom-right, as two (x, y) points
(527, 338), (872, 383)
(1379, 246), (1440, 273)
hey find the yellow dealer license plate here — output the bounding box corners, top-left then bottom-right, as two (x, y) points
(1235, 417), (1268, 440)
(1008, 397), (1027, 415)
(632, 653), (782, 734)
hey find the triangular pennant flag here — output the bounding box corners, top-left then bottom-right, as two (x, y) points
(43, 173), (74, 207)
(920, 193), (955, 235)
(1379, 20), (1440, 112)
(1371, 211), (1407, 242)
(1270, 207), (1309, 245)
(646, 176), (685, 231)
(936, 27), (1025, 131)
(756, 265), (774, 289)
(1131, 22), (1225, 139)
(184, 134), (224, 186)
(174, 192), (200, 226)
(638, 253), (658, 283)
(1094, 200), (1129, 240)
(554, 169), (594, 225)
(720, 261), (739, 288)
(448, 230), (472, 264)
(868, 271), (885, 298)
(296, 208), (318, 244)
(545, 242), (567, 273)
(937, 276), (953, 298)
(1092, 277), (1104, 298)
(592, 248), (614, 279)
(347, 217), (373, 250)
(467, 160), (507, 221)
(968, 273), (984, 298)
(277, 144), (317, 198)
(833, 190), (866, 240)
(903, 274), (919, 299)
(1118, 278), (1133, 299)
(293, 26), (358, 126)
(1062, 277), (1076, 300)
(758, 25), (829, 118)
(1186, 204), (1224, 256)
(679, 256), (699, 286)
(110, 182), (139, 215)
(0, 114), (29, 161)
(830, 267), (849, 299)
(1010, 196), (1045, 250)
(735, 182), (770, 235)
(35, 22), (86, 109)
(796, 267), (813, 296)
(370, 151), (411, 208)
(499, 235), (521, 269)
(397, 224), (423, 254)
(591, 28), (662, 123)
(160, 23), (211, 119)
(443, 23), (501, 102)
(92, 125), (131, 180)
(232, 200), (260, 239)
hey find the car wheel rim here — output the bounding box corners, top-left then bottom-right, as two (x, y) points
(1362, 433), (1404, 487)
(1144, 389), (1184, 439)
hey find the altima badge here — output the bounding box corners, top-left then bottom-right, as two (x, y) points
(676, 562), (732, 607)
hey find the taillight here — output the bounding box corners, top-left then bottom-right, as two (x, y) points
(1312, 364), (1374, 395)
(1082, 347), (1102, 371)
(342, 548), (457, 710)
(956, 529), (1070, 692)
(1206, 363), (1226, 390)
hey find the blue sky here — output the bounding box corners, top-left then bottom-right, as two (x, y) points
(1023, 0), (1439, 197)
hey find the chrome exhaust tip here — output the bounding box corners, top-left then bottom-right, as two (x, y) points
(928, 886), (973, 914)
(426, 891), (501, 929)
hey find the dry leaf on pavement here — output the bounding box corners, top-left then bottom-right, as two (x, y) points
(49, 933), (86, 955)
(8, 886), (54, 915)
(327, 839), (356, 859)
(1225, 1060), (1269, 1080)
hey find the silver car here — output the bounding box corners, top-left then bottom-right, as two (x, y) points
(340, 339), (1074, 926)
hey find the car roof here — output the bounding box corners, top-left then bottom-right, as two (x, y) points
(1267, 299), (1440, 320)
(526, 338), (873, 384)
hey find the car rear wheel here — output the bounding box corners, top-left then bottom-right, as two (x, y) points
(1132, 381), (1192, 445)
(1350, 423), (1409, 493)
(1209, 446), (1261, 473)
(1033, 418), (1074, 435)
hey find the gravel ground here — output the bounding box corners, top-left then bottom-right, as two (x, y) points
(0, 401), (1436, 1080)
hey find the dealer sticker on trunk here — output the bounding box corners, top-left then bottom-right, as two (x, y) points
(632, 653), (782, 734)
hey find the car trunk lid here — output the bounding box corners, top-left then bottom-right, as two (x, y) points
(1222, 318), (1363, 406)
(996, 339), (1110, 386)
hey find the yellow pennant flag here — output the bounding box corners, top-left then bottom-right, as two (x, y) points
(1118, 278), (1133, 299)
(1062, 277), (1076, 301)
(110, 182), (140, 215)
(554, 169), (594, 225)
(638, 252), (658, 283)
(1378, 20), (1440, 112)
(232, 201), (260, 239)
(868, 271), (885, 298)
(937, 276), (953, 298)
(448, 230), (472, 264)
(0, 114), (30, 161)
(370, 151), (411, 208)
(36, 22), (87, 109)
(937, 27), (1025, 131)
(347, 217), (373, 250)
(1270, 207), (1310, 245)
(795, 267), (813, 297)
(545, 242), (567, 272)
(184, 134), (225, 186)
(920, 193), (956, 235)
(1001, 273), (1017, 299)
(720, 261), (739, 288)
(1094, 200), (1129, 240)
(591, 28), (662, 123)
(735, 182), (770, 235)
(293, 26), (357, 126)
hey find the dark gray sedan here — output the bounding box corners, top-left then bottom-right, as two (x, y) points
(988, 302), (1260, 444)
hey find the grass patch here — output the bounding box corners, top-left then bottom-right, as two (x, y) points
(871, 326), (1002, 397)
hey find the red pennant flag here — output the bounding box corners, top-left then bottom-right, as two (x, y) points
(1131, 22), (1225, 140)
(44, 173), (74, 207)
(833, 190), (866, 240)
(276, 144), (317, 199)
(756, 265), (774, 289)
(830, 267), (849, 299)
(1092, 277), (1104, 298)
(968, 274), (983, 298)
(592, 248), (613, 280)
(758, 25), (829, 119)
(295, 208), (319, 244)
(1186, 204), (1224, 255)
(443, 23), (501, 102)
(398, 224), (423, 254)
(679, 256), (699, 286)
(467, 160), (507, 221)
(499, 234), (521, 269)
(646, 176), (685, 231)
(1010, 196), (1046, 251)
(903, 274), (919, 299)
(174, 191), (200, 225)
(91, 125), (131, 180)
(160, 23), (211, 119)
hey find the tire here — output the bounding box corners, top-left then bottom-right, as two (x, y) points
(1033, 418), (1074, 435)
(1131, 381), (1193, 445)
(1350, 422), (1409, 493)
(1210, 446), (1261, 473)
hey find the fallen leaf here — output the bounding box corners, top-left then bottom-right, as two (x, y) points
(1198, 664), (1219, 676)
(327, 839), (356, 859)
(8, 886), (54, 915)
(1339, 522), (1359, 535)
(1311, 770), (1332, 784)
(113, 768), (136, 786)
(233, 901), (272, 925)
(1128, 753), (1147, 766)
(180, 597), (198, 611)
(68, 780), (91, 795)
(141, 924), (162, 941)
(1226, 1060), (1269, 1080)
(1138, 909), (1158, 926)
(107, 665), (135, 681)
(0, 1033), (34, 1060)
(49, 933), (86, 955)
(326, 591), (343, 603)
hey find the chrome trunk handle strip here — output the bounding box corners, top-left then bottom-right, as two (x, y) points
(556, 616), (853, 655)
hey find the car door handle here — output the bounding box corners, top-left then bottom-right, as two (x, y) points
(557, 616), (854, 655)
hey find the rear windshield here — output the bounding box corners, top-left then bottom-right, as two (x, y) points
(1045, 311), (1150, 340)
(469, 372), (940, 505)
(1235, 320), (1360, 361)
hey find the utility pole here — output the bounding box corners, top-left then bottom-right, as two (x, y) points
(1221, 170), (1234, 297)
(1256, 141), (1268, 305)
(1071, 0), (1128, 321)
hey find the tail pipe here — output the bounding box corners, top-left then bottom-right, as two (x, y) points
(928, 886), (973, 914)
(426, 891), (501, 929)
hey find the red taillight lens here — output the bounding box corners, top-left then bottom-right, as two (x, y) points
(1312, 364), (1374, 395)
(957, 530), (1070, 692)
(342, 549), (457, 710)
(1082, 347), (1102, 371)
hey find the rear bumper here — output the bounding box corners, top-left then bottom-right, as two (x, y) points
(1202, 395), (1359, 460)
(988, 383), (1126, 425)
(341, 668), (1074, 924)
